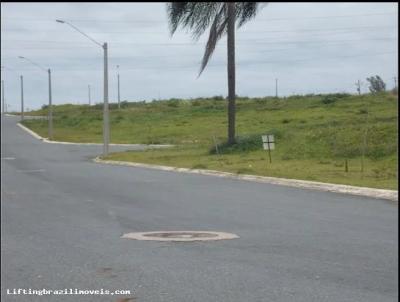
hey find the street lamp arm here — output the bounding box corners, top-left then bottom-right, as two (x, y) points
(18, 56), (47, 73)
(56, 19), (103, 48)
(1, 65), (16, 71)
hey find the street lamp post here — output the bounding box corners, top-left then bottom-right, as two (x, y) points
(20, 75), (24, 121)
(103, 42), (109, 155)
(1, 65), (18, 116)
(1, 66), (8, 117)
(88, 84), (91, 106)
(117, 65), (120, 109)
(48, 68), (53, 139)
(1, 80), (5, 116)
(18, 56), (53, 139)
(56, 19), (109, 156)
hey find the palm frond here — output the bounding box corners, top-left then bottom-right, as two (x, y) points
(235, 2), (263, 27)
(167, 2), (222, 40)
(167, 2), (264, 75)
(167, 2), (188, 35)
(198, 5), (227, 76)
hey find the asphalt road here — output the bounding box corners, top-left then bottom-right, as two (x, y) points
(1, 115), (398, 302)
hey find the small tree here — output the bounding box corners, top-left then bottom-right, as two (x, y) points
(366, 75), (386, 93)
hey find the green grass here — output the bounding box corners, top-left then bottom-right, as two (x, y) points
(21, 93), (398, 189)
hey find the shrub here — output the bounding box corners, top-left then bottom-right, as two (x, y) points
(209, 130), (282, 155)
(191, 100), (202, 106)
(120, 101), (129, 108)
(321, 93), (351, 104)
(209, 134), (262, 154)
(166, 99), (180, 107)
(212, 95), (224, 101)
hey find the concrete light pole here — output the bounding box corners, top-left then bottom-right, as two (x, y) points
(1, 80), (5, 116)
(117, 65), (120, 109)
(18, 56), (53, 139)
(48, 68), (53, 139)
(56, 19), (110, 156)
(20, 75), (24, 121)
(88, 84), (91, 106)
(1, 65), (18, 115)
(1, 66), (8, 117)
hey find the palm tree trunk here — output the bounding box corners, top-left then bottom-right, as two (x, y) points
(227, 2), (236, 145)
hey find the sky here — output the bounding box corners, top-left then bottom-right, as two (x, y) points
(1, 2), (398, 111)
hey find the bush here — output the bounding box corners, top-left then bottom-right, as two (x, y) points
(120, 101), (129, 108)
(166, 99), (180, 107)
(209, 134), (262, 154)
(212, 95), (225, 101)
(191, 100), (202, 106)
(209, 130), (282, 155)
(321, 93), (350, 104)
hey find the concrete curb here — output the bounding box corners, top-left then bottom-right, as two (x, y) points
(93, 157), (398, 202)
(17, 123), (44, 140)
(5, 114), (46, 118)
(16, 123), (172, 148)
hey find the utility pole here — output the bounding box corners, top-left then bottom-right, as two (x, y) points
(356, 80), (361, 95)
(18, 56), (53, 139)
(48, 68), (53, 139)
(103, 42), (110, 156)
(117, 65), (120, 109)
(275, 78), (278, 98)
(394, 77), (397, 89)
(1, 80), (4, 116)
(88, 84), (91, 106)
(20, 75), (24, 121)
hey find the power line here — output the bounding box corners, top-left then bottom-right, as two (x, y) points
(2, 51), (395, 72)
(237, 51), (397, 66)
(1, 42), (396, 61)
(2, 25), (396, 34)
(1, 12), (396, 23)
(258, 12), (397, 21)
(1, 37), (396, 47)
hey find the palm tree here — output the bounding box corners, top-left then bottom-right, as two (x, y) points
(167, 2), (263, 145)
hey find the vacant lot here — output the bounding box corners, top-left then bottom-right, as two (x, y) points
(22, 92), (398, 189)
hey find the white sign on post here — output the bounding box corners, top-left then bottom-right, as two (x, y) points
(262, 134), (275, 163)
(262, 134), (275, 150)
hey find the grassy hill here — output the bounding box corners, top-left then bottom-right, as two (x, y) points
(21, 92), (398, 189)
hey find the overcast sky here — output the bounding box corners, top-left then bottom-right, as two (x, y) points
(1, 2), (398, 111)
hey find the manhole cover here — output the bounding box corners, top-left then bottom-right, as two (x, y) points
(121, 231), (239, 242)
